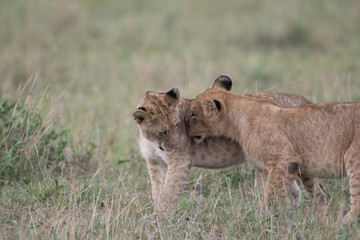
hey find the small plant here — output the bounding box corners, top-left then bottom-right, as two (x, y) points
(0, 98), (90, 185)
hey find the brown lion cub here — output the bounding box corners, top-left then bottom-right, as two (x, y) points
(186, 76), (360, 224)
(133, 76), (325, 219)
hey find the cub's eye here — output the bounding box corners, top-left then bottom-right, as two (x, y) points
(159, 130), (168, 136)
(175, 123), (180, 128)
(191, 112), (196, 119)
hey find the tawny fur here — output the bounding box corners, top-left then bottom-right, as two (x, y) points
(133, 78), (326, 218)
(187, 86), (360, 224)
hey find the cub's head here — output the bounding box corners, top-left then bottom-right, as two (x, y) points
(133, 88), (186, 153)
(186, 75), (232, 143)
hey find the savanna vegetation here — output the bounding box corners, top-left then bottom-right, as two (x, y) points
(1, 0), (360, 239)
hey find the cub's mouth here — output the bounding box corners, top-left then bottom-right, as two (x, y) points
(158, 145), (178, 154)
(191, 135), (204, 144)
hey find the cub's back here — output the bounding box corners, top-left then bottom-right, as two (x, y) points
(279, 103), (360, 178)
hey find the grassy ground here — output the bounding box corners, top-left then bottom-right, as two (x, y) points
(1, 0), (360, 239)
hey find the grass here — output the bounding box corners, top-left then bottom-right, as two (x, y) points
(0, 0), (360, 239)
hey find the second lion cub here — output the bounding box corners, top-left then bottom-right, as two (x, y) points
(186, 76), (360, 224)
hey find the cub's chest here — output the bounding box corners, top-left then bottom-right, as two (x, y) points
(138, 134), (167, 161)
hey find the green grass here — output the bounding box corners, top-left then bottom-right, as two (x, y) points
(1, 0), (360, 238)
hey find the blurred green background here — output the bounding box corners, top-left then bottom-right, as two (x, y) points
(1, 0), (360, 164)
(1, 0), (360, 238)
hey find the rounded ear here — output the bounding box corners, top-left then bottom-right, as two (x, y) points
(165, 87), (180, 106)
(203, 98), (222, 116)
(132, 109), (150, 124)
(166, 88), (179, 99)
(211, 75), (232, 91)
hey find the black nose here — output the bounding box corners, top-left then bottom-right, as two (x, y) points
(159, 147), (164, 151)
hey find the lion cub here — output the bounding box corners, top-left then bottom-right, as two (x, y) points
(187, 76), (360, 224)
(133, 76), (325, 218)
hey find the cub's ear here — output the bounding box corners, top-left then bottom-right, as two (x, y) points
(211, 75), (232, 91)
(166, 87), (180, 99)
(132, 108), (150, 124)
(165, 87), (180, 105)
(203, 97), (222, 116)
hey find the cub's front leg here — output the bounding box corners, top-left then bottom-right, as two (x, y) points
(256, 169), (301, 210)
(265, 160), (301, 208)
(146, 158), (167, 210)
(257, 137), (302, 208)
(157, 154), (192, 217)
(300, 174), (327, 210)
